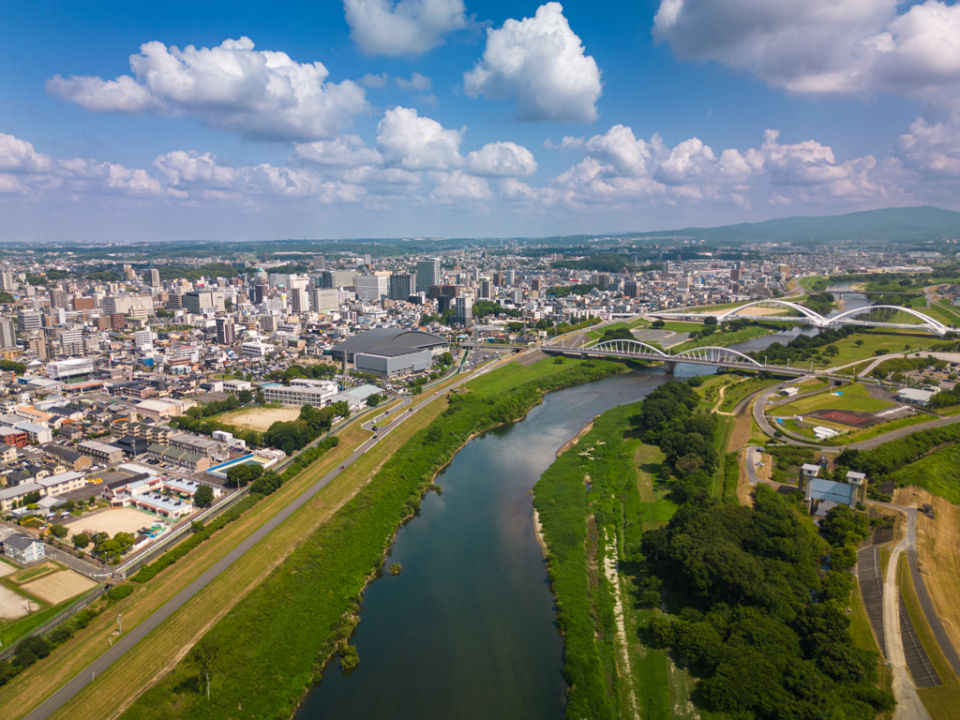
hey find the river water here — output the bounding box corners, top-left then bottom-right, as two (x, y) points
(296, 289), (871, 719)
(294, 368), (711, 720)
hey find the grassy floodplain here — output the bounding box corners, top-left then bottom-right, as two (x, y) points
(112, 358), (625, 720)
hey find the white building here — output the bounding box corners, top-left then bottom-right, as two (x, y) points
(46, 357), (95, 381)
(263, 379), (338, 407)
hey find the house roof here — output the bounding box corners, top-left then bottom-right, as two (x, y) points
(808, 479), (856, 505)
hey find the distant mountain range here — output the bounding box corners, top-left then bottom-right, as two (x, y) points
(630, 206), (960, 244)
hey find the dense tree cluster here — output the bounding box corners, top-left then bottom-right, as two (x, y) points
(266, 363), (338, 383)
(642, 488), (893, 720)
(802, 292), (835, 315)
(554, 253), (633, 273)
(750, 326), (859, 365)
(472, 300), (520, 318)
(632, 380), (718, 495)
(262, 402), (349, 455)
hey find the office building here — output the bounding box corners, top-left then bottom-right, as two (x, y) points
(310, 288), (339, 313)
(149, 268), (161, 287)
(506, 269), (516, 286)
(216, 318), (236, 345)
(50, 288), (69, 309)
(0, 272), (16, 292)
(478, 279), (492, 300)
(183, 291), (225, 315)
(72, 296), (95, 311)
(454, 296), (473, 328)
(416, 258), (440, 294)
(312, 255), (326, 269)
(316, 270), (358, 289)
(388, 273), (415, 301)
(103, 294), (154, 318)
(17, 310), (41, 332)
(355, 275), (389, 303)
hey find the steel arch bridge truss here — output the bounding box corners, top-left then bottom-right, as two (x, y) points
(829, 305), (951, 336)
(719, 300), (827, 326)
(589, 340), (764, 368)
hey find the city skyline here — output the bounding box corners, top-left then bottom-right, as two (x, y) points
(1, 0), (960, 241)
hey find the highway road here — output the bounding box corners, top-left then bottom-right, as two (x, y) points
(22, 354), (514, 720)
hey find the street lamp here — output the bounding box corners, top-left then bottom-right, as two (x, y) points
(117, 613), (123, 634)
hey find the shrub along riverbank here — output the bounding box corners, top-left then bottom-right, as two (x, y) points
(119, 358), (624, 720)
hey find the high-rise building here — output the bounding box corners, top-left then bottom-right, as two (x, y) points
(289, 288), (309, 313)
(623, 281), (639, 298)
(149, 269), (161, 287)
(312, 255), (326, 269)
(531, 277), (543, 292)
(50, 288), (68, 309)
(17, 310), (41, 332)
(478, 279), (492, 299)
(316, 270), (358, 289)
(454, 296), (473, 328)
(388, 273), (415, 301)
(0, 272), (16, 292)
(134, 330), (156, 350)
(216, 318), (236, 345)
(416, 258), (440, 294)
(103, 294), (154, 318)
(355, 275), (389, 303)
(183, 291), (225, 315)
(0, 319), (15, 349)
(72, 296), (95, 311)
(492, 271), (505, 287)
(506, 269), (516, 286)
(28, 336), (47, 360)
(310, 288), (339, 313)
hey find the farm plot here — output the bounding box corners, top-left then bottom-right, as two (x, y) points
(23, 569), (97, 604)
(0, 584), (29, 620)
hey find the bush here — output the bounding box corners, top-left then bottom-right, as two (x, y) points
(107, 584), (135, 603)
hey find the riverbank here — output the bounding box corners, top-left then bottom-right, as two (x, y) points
(556, 419), (594, 457)
(117, 358), (626, 720)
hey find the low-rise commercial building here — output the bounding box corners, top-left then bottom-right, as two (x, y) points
(78, 440), (125, 465)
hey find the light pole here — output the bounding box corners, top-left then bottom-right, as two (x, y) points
(117, 613), (123, 634)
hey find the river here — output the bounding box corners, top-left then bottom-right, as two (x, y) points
(295, 290), (872, 719)
(294, 367), (712, 720)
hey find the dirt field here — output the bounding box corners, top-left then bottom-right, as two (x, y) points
(23, 569), (97, 605)
(0, 560), (16, 578)
(0, 584), (29, 619)
(912, 489), (960, 660)
(218, 406), (300, 432)
(65, 507), (161, 539)
(727, 412), (752, 451)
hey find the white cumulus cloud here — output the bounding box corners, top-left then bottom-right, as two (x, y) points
(293, 135), (385, 167)
(376, 106), (463, 170)
(46, 37), (368, 142)
(466, 141), (538, 177)
(464, 3), (602, 123)
(343, 0), (467, 56)
(396, 72), (432, 90)
(652, 0), (960, 102)
(0, 134), (54, 174)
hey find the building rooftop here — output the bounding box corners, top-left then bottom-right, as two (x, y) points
(808, 479), (856, 505)
(331, 328), (447, 359)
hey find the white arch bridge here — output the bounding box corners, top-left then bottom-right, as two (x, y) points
(650, 300), (954, 337)
(541, 339), (808, 375)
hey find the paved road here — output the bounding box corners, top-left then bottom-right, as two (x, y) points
(21, 357), (510, 720)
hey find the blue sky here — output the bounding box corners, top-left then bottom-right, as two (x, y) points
(1, 0), (958, 241)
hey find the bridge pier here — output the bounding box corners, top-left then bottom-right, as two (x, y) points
(664, 361), (676, 374)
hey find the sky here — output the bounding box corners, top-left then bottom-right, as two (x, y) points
(1, 0), (959, 242)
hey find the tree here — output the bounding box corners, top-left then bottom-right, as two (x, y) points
(703, 316), (718, 326)
(854, 339), (865, 347)
(193, 484), (214, 508)
(366, 394), (383, 408)
(651, 319), (665, 329)
(191, 637), (221, 700)
(824, 345), (839, 356)
(238, 389), (253, 403)
(49, 524), (68, 539)
(73, 533), (90, 549)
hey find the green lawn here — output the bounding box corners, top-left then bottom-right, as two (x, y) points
(466, 356), (597, 395)
(774, 383), (894, 415)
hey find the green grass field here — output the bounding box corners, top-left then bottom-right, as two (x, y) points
(718, 375), (783, 413)
(815, 332), (943, 368)
(774, 383), (894, 415)
(888, 444), (960, 504)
